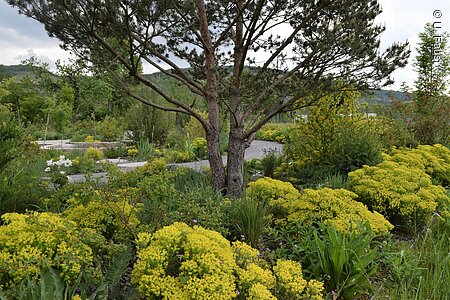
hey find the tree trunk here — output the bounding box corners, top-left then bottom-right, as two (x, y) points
(206, 122), (226, 193)
(226, 119), (246, 198)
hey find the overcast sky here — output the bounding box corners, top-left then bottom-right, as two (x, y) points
(1, 0), (449, 90)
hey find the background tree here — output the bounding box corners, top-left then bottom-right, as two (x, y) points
(412, 23), (450, 144)
(7, 0), (409, 196)
(24, 57), (131, 123)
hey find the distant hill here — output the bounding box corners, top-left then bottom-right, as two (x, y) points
(0, 64), (35, 79)
(359, 89), (410, 105)
(1, 64), (409, 106)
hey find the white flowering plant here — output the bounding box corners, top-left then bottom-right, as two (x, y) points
(45, 155), (73, 187)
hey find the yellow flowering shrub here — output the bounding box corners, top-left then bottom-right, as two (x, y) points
(385, 144), (450, 186)
(84, 135), (95, 142)
(136, 157), (167, 175)
(348, 161), (449, 228)
(0, 212), (102, 289)
(192, 137), (208, 159)
(255, 123), (291, 144)
(132, 222), (236, 299)
(277, 188), (393, 234)
(64, 188), (140, 243)
(84, 147), (104, 161)
(273, 260), (324, 300)
(248, 178), (392, 234)
(132, 223), (324, 300)
(127, 147), (139, 157)
(247, 177), (299, 202)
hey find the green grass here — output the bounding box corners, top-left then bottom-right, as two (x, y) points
(376, 214), (450, 299)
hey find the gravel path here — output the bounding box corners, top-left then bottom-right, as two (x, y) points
(66, 140), (283, 183)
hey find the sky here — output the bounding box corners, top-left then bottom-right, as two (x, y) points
(0, 0), (449, 90)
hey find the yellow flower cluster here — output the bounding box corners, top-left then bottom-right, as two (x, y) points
(0, 212), (101, 289)
(64, 190), (140, 243)
(247, 177), (299, 202)
(135, 157), (167, 175)
(132, 223), (324, 300)
(132, 222), (236, 300)
(248, 178), (393, 234)
(127, 147), (139, 157)
(256, 123), (290, 144)
(348, 160), (449, 226)
(279, 188), (393, 234)
(273, 260), (324, 300)
(84, 147), (104, 161)
(385, 144), (450, 186)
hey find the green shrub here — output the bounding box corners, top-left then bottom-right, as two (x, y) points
(261, 150), (282, 178)
(192, 137), (208, 159)
(248, 178), (393, 235)
(256, 123), (292, 143)
(330, 124), (384, 174)
(97, 115), (123, 142)
(136, 172), (178, 229)
(348, 161), (449, 231)
(127, 102), (175, 145)
(0, 116), (24, 172)
(103, 145), (128, 159)
(132, 222), (324, 299)
(0, 143), (47, 215)
(283, 90), (384, 183)
(136, 168), (228, 234)
(0, 212), (104, 290)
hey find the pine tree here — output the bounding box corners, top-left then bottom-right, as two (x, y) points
(7, 0), (410, 196)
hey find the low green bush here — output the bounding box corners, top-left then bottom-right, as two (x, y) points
(97, 115), (123, 142)
(63, 187), (141, 243)
(136, 168), (228, 235)
(163, 149), (195, 163)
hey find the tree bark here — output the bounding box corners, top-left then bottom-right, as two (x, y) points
(226, 112), (246, 198)
(206, 125), (226, 192)
(195, 0), (226, 192)
(227, 135), (246, 197)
